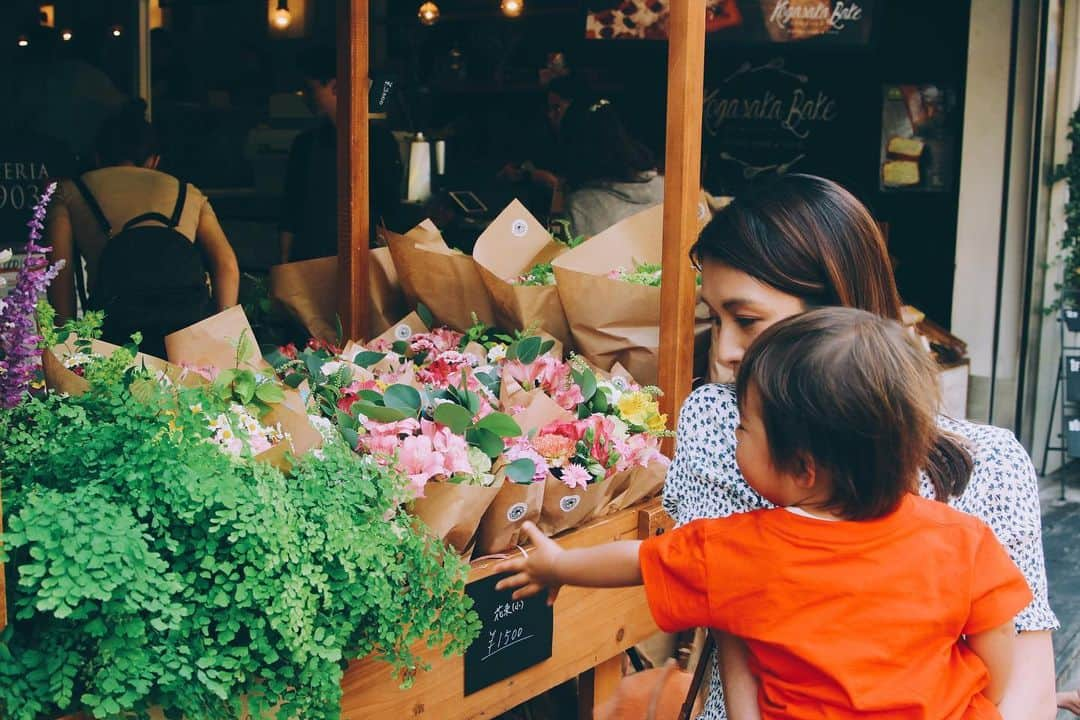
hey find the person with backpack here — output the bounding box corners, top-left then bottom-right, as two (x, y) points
(46, 103), (239, 357)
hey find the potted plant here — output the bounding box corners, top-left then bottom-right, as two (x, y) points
(1052, 105), (1080, 331)
(0, 350), (479, 719)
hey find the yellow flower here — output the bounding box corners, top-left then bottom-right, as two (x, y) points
(617, 391), (660, 427)
(646, 412), (668, 434)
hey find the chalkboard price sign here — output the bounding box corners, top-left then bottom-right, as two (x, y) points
(463, 573), (553, 696)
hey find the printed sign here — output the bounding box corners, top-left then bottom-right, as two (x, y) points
(1066, 415), (1080, 459)
(585, 0), (874, 45)
(1067, 356), (1080, 404)
(463, 573), (553, 695)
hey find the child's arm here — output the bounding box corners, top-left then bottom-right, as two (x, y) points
(717, 631), (763, 720)
(966, 619), (1017, 705)
(493, 522), (642, 604)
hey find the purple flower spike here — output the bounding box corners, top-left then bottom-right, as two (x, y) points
(0, 182), (61, 408)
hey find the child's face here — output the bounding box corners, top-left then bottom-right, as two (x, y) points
(735, 387), (804, 507)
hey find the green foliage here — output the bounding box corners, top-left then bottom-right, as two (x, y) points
(1051, 106), (1080, 311)
(0, 365), (479, 719)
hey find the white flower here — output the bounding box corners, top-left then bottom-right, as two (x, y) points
(62, 352), (96, 369)
(0, 249), (12, 264)
(597, 380), (622, 403)
(487, 344), (508, 363)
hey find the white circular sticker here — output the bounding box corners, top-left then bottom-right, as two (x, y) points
(612, 376), (630, 392)
(506, 502), (528, 523)
(511, 219), (529, 237)
(560, 495), (581, 513)
(393, 324), (413, 341)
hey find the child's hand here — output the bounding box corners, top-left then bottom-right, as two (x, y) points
(493, 522), (564, 606)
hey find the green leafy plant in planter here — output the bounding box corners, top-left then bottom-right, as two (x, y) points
(0, 358), (479, 719)
(1050, 104), (1080, 314)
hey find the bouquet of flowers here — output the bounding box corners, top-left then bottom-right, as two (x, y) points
(606, 261), (663, 287)
(473, 201), (572, 345)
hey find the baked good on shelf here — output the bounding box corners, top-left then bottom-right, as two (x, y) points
(887, 136), (925, 161)
(882, 160), (920, 187)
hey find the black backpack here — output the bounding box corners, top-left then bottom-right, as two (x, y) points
(72, 175), (213, 358)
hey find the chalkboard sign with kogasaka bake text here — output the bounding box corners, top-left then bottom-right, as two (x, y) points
(463, 573), (553, 696)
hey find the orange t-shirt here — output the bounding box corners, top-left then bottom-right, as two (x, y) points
(639, 494), (1032, 719)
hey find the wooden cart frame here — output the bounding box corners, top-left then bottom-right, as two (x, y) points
(0, 1), (708, 716)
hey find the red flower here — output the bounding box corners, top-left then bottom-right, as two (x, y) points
(279, 343), (299, 360)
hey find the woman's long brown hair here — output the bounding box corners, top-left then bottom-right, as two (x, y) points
(695, 174), (971, 501)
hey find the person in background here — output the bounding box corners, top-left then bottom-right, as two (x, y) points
(498, 72), (588, 198)
(46, 104), (239, 324)
(279, 45), (402, 263)
(559, 98), (664, 239)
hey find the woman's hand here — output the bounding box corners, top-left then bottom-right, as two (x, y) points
(493, 522), (565, 605)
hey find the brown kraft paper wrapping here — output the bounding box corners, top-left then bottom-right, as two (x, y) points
(163, 306), (323, 455)
(608, 461), (669, 513)
(473, 200), (572, 346)
(410, 482), (502, 554)
(372, 311), (430, 347)
(474, 478), (544, 556)
(269, 256), (339, 344)
(384, 220), (495, 332)
(268, 249), (405, 342)
(383, 219), (442, 307)
(538, 474), (619, 536)
(44, 338), (203, 396)
(552, 203), (714, 385)
(551, 205), (664, 385)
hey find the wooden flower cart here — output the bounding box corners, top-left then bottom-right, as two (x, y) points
(0, 0), (707, 717)
(330, 0), (705, 711)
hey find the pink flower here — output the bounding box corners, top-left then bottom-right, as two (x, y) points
(409, 328), (464, 355)
(398, 434), (446, 498)
(553, 384), (585, 411)
(420, 420), (473, 476)
(541, 419), (586, 443)
(559, 463), (591, 490)
(532, 433), (575, 465)
(504, 439), (549, 482)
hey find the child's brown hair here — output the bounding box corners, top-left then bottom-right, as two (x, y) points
(735, 307), (972, 520)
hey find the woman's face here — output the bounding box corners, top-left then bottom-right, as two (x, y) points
(700, 258), (806, 376)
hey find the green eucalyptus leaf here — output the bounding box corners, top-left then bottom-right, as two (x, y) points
(505, 458), (537, 484)
(476, 412), (522, 439)
(352, 351), (386, 368)
(515, 336), (542, 365)
(434, 402), (473, 434)
(473, 428), (505, 459)
(383, 384), (421, 414)
(353, 401), (409, 423)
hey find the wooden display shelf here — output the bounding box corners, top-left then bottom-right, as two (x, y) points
(338, 499), (673, 720)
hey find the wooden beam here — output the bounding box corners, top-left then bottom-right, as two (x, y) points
(658, 0), (707, 446)
(338, 0), (371, 342)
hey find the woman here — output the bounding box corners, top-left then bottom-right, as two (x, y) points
(663, 174), (1058, 719)
(46, 105), (239, 330)
(559, 98), (664, 239)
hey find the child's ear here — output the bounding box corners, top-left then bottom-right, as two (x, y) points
(792, 454), (817, 489)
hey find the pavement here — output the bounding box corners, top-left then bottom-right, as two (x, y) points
(1043, 467), (1080, 718)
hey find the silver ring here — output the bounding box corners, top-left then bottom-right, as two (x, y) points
(516, 544), (528, 559)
